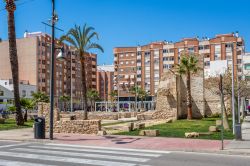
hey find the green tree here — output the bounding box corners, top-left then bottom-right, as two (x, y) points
(20, 98), (34, 122)
(59, 95), (70, 112)
(31, 91), (49, 106)
(60, 24), (104, 119)
(87, 89), (99, 112)
(175, 54), (199, 120)
(4, 0), (24, 125)
(129, 85), (140, 111)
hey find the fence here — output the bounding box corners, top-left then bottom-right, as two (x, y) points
(95, 101), (156, 112)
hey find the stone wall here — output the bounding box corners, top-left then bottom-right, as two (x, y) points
(154, 70), (178, 120)
(37, 103), (101, 134)
(54, 120), (101, 134)
(154, 54), (223, 120)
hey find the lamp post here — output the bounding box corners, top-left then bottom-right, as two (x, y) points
(49, 0), (56, 140)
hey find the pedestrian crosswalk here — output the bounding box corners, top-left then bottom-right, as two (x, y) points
(0, 142), (169, 166)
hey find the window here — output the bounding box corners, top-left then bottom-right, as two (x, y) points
(0, 90), (4, 96)
(5, 82), (7, 85)
(131, 53), (135, 57)
(137, 51), (141, 55)
(120, 61), (124, 65)
(131, 61), (135, 64)
(120, 54), (124, 58)
(126, 54), (129, 57)
(126, 61), (129, 64)
(22, 90), (26, 97)
(163, 49), (168, 53)
(188, 47), (194, 52)
(204, 61), (210, 66)
(245, 64), (250, 70)
(169, 49), (174, 53)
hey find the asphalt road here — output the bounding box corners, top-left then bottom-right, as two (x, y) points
(0, 141), (249, 166)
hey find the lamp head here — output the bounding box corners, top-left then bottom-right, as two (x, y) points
(56, 47), (65, 61)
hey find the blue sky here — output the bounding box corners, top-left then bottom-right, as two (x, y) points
(0, 0), (250, 65)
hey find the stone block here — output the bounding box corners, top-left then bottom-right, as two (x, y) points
(209, 126), (218, 132)
(138, 123), (145, 129)
(185, 132), (199, 138)
(140, 130), (160, 137)
(165, 119), (173, 123)
(128, 122), (135, 130)
(216, 120), (222, 126)
(139, 130), (145, 136)
(121, 126), (131, 132)
(0, 118), (5, 124)
(97, 130), (107, 136)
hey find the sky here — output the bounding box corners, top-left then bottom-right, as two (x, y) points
(0, 0), (250, 65)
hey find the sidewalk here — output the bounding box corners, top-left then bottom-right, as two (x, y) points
(225, 116), (250, 154)
(0, 128), (230, 152)
(1, 118), (250, 155)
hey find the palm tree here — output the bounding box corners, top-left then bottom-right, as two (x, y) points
(32, 91), (49, 105)
(129, 85), (139, 111)
(87, 89), (99, 112)
(60, 24), (104, 119)
(20, 98), (34, 122)
(176, 54), (199, 120)
(0, 38), (2, 42)
(109, 90), (117, 111)
(4, 0), (24, 125)
(137, 87), (148, 111)
(59, 95), (70, 112)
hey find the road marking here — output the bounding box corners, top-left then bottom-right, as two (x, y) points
(12, 148), (149, 162)
(0, 159), (56, 166)
(29, 145), (161, 157)
(47, 143), (171, 154)
(0, 151), (149, 166)
(0, 143), (30, 149)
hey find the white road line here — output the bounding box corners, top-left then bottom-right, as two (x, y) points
(0, 151), (149, 166)
(0, 143), (30, 149)
(28, 145), (161, 157)
(12, 148), (149, 162)
(46, 143), (171, 154)
(0, 159), (56, 166)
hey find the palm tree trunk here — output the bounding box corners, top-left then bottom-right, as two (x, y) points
(24, 109), (27, 122)
(6, 1), (24, 125)
(80, 54), (88, 120)
(187, 72), (192, 120)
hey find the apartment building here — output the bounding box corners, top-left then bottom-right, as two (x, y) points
(96, 65), (114, 101)
(0, 32), (97, 108)
(114, 33), (245, 101)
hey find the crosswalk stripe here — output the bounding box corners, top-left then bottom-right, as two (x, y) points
(0, 159), (56, 166)
(0, 143), (30, 149)
(0, 151), (149, 166)
(12, 148), (149, 162)
(28, 145), (161, 157)
(47, 143), (170, 154)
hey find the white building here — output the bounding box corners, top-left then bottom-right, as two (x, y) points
(0, 79), (36, 99)
(242, 53), (250, 81)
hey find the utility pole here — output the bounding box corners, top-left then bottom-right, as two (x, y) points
(220, 74), (224, 150)
(49, 0), (55, 140)
(231, 42), (235, 134)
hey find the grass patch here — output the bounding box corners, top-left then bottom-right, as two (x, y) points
(115, 118), (234, 140)
(0, 119), (33, 131)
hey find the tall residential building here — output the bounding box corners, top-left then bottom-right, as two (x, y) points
(114, 33), (245, 101)
(96, 65), (114, 101)
(0, 32), (97, 108)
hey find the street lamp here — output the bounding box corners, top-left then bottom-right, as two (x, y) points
(49, 0), (56, 140)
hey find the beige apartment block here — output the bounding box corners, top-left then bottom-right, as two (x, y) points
(0, 32), (97, 108)
(114, 33), (245, 100)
